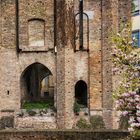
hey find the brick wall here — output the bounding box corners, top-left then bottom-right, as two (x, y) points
(56, 0), (75, 129)
(0, 0), (131, 129)
(0, 130), (130, 140)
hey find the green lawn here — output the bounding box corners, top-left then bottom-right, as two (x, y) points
(22, 102), (53, 110)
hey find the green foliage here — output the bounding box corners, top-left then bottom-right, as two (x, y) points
(119, 116), (129, 130)
(76, 118), (91, 129)
(73, 101), (80, 113)
(76, 116), (106, 130)
(23, 102), (53, 110)
(132, 129), (140, 139)
(90, 115), (105, 129)
(112, 22), (140, 133)
(111, 22), (140, 97)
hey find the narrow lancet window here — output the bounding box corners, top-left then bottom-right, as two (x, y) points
(79, 0), (84, 50)
(75, 0), (89, 51)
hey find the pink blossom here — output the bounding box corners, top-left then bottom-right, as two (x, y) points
(135, 97), (140, 102)
(136, 110), (140, 116)
(137, 117), (140, 123)
(131, 123), (140, 127)
(129, 116), (135, 124)
(122, 93), (130, 97)
(136, 104), (140, 110)
(116, 91), (140, 130)
(128, 127), (134, 132)
(122, 111), (128, 116)
(130, 92), (137, 96)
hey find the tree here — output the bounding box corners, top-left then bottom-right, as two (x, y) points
(112, 23), (140, 97)
(112, 22), (140, 132)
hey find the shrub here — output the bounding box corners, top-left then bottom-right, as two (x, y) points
(90, 115), (105, 129)
(27, 110), (36, 116)
(73, 102), (80, 113)
(0, 116), (14, 129)
(76, 118), (91, 129)
(119, 116), (129, 130)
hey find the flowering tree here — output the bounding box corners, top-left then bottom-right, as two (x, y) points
(112, 22), (140, 131)
(116, 92), (140, 131)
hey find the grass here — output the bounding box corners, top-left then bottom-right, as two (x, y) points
(22, 102), (53, 110)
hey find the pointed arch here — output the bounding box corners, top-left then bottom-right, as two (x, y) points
(20, 62), (54, 108)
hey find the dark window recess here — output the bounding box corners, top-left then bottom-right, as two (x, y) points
(75, 80), (88, 107)
(79, 0), (83, 50)
(7, 90), (10, 95)
(74, 0), (89, 51)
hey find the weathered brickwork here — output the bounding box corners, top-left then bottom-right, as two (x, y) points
(0, 130), (130, 140)
(18, 0), (54, 51)
(56, 0), (75, 129)
(118, 0), (131, 24)
(1, 0), (16, 49)
(0, 0), (130, 130)
(15, 116), (56, 129)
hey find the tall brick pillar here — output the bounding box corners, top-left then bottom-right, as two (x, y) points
(101, 0), (113, 129)
(56, 0), (75, 129)
(101, 0), (131, 129)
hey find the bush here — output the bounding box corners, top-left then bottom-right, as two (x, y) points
(0, 116), (14, 129)
(27, 110), (36, 116)
(119, 116), (129, 130)
(73, 102), (80, 113)
(76, 118), (91, 129)
(90, 115), (105, 129)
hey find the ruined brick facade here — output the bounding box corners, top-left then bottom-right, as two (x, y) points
(0, 0), (131, 129)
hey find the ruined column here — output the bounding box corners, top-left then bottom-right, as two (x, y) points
(56, 0), (75, 129)
(101, 0), (131, 129)
(101, 0), (113, 129)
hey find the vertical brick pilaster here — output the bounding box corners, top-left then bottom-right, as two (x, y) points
(0, 1), (2, 49)
(101, 0), (113, 128)
(102, 0), (113, 109)
(56, 0), (74, 129)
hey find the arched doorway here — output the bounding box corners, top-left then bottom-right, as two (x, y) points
(41, 75), (54, 103)
(20, 62), (54, 108)
(75, 80), (88, 107)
